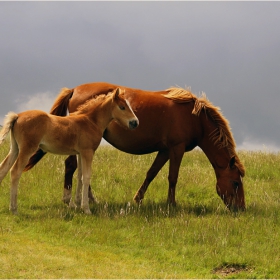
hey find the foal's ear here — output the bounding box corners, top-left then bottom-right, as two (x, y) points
(229, 156), (236, 169)
(113, 88), (121, 101)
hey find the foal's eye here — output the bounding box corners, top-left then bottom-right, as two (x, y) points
(119, 106), (125, 110)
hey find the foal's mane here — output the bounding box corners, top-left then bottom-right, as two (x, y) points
(74, 93), (111, 115)
(164, 87), (245, 176)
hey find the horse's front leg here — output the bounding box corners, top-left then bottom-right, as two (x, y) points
(167, 144), (185, 206)
(133, 150), (169, 204)
(63, 155), (77, 204)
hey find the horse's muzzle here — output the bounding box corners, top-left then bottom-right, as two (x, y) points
(129, 120), (139, 130)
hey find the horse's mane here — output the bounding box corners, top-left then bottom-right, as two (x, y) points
(164, 87), (245, 176)
(73, 93), (111, 115)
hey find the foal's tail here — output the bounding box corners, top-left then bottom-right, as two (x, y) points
(23, 88), (74, 172)
(0, 112), (18, 145)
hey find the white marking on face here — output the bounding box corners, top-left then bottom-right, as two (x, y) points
(125, 99), (138, 120)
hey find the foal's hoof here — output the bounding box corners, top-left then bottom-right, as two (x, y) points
(62, 197), (71, 205)
(9, 208), (18, 215)
(89, 195), (98, 204)
(68, 200), (77, 209)
(82, 208), (92, 215)
(88, 192), (97, 204)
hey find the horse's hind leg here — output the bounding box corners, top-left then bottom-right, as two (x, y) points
(167, 144), (185, 206)
(133, 150), (169, 203)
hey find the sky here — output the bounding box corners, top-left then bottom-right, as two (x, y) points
(0, 1), (280, 152)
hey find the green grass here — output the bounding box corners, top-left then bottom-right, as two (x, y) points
(0, 141), (280, 278)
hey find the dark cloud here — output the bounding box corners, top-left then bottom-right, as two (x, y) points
(0, 1), (279, 150)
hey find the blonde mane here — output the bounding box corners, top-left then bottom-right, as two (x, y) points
(74, 93), (109, 115)
(164, 87), (245, 176)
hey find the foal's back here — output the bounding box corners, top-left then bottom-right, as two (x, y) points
(13, 110), (94, 155)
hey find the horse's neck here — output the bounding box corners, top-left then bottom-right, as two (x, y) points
(86, 98), (113, 133)
(198, 116), (231, 171)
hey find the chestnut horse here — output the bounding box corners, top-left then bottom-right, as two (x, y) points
(0, 88), (139, 214)
(25, 82), (246, 211)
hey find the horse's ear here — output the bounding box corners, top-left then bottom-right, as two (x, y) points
(229, 156), (236, 169)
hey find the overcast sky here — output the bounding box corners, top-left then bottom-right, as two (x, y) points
(1, 1), (280, 152)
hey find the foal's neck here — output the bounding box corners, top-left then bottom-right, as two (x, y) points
(85, 97), (114, 133)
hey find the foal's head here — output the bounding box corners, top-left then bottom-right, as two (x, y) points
(111, 88), (139, 130)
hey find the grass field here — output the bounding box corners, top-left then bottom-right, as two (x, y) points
(0, 141), (279, 278)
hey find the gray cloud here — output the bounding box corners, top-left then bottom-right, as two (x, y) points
(0, 1), (279, 151)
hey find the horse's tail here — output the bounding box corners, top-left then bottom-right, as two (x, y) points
(49, 87), (74, 115)
(23, 149), (47, 172)
(23, 87), (74, 172)
(0, 112), (18, 145)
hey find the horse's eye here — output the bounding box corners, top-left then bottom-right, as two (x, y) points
(232, 181), (239, 190)
(119, 106), (125, 111)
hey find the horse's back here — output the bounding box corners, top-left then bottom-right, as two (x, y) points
(68, 82), (202, 154)
(105, 88), (201, 154)
(69, 82), (119, 112)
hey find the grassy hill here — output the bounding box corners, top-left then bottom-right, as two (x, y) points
(0, 141), (279, 278)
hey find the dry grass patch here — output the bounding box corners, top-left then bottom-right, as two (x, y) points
(213, 262), (253, 277)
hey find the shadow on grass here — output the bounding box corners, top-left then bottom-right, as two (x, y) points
(1, 199), (240, 221)
(83, 200), (232, 219)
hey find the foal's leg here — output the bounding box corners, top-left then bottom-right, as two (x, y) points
(72, 155), (82, 207)
(0, 137), (19, 183)
(63, 155), (95, 205)
(133, 150), (169, 203)
(0, 151), (18, 182)
(80, 151), (94, 215)
(167, 144), (185, 206)
(10, 152), (33, 214)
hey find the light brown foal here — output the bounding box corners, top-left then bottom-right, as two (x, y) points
(0, 88), (139, 214)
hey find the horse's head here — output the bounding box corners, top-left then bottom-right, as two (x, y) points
(215, 156), (245, 212)
(112, 88), (139, 130)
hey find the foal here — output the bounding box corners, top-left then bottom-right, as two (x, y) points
(0, 88), (139, 214)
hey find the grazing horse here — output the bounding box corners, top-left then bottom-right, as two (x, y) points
(25, 82), (246, 211)
(0, 88), (139, 214)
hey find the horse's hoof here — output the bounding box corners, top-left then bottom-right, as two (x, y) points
(167, 200), (177, 207)
(133, 194), (143, 204)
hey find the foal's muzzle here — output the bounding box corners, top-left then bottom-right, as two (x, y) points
(129, 120), (139, 130)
